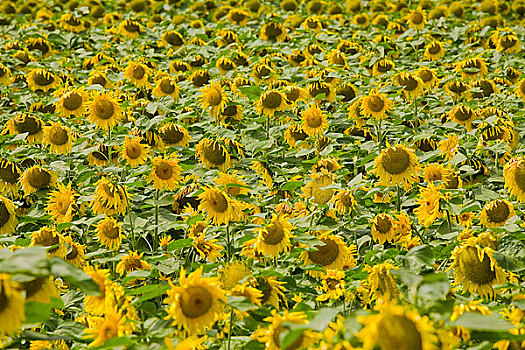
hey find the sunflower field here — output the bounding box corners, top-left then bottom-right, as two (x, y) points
(1, 0), (525, 348)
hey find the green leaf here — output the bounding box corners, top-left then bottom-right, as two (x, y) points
(307, 308), (339, 331)
(450, 312), (513, 331)
(167, 238), (193, 251)
(281, 181), (304, 191)
(49, 257), (100, 296)
(239, 85), (263, 100)
(25, 301), (52, 324)
(0, 247), (49, 276)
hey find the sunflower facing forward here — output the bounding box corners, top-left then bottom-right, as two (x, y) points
(198, 187), (240, 225)
(55, 87), (88, 118)
(301, 104), (328, 136)
(300, 232), (350, 277)
(164, 266), (226, 335)
(479, 199), (515, 228)
(43, 122), (75, 154)
(87, 91), (123, 130)
(361, 90), (392, 120)
(255, 214), (295, 258)
(404, 6), (427, 30)
(200, 80), (228, 118)
(20, 165), (57, 195)
(373, 144), (419, 190)
(96, 216), (125, 250)
(146, 155), (183, 191)
(255, 90), (290, 117)
(46, 183), (77, 224)
(121, 136), (150, 167)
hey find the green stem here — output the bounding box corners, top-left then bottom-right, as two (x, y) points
(266, 114), (270, 140)
(226, 223), (231, 262)
(413, 97), (418, 119)
(376, 118), (383, 153)
(122, 185), (136, 251)
(227, 307), (234, 350)
(446, 210), (452, 233)
(154, 189), (159, 251)
(396, 184), (402, 212)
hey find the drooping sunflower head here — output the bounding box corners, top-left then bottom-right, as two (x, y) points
(284, 124), (309, 148)
(96, 216), (124, 250)
(200, 80), (228, 117)
(479, 199), (515, 228)
(504, 157), (525, 202)
(445, 80), (468, 99)
(307, 80), (336, 102)
(158, 123), (190, 147)
(0, 62), (11, 85)
(55, 87), (88, 119)
(118, 19), (144, 39)
(302, 170), (335, 205)
(0, 160), (21, 196)
(374, 144), (419, 189)
(124, 61), (149, 88)
(424, 41), (445, 61)
(6, 113), (44, 144)
(30, 226), (67, 258)
(27, 68), (60, 92)
(254, 90), (289, 117)
(514, 79), (525, 100)
(20, 165), (57, 196)
(161, 30), (185, 48)
(43, 122), (74, 155)
(332, 190), (356, 215)
(46, 182), (77, 224)
(0, 195), (17, 235)
(455, 57), (488, 80)
(450, 242), (506, 299)
(448, 105), (476, 130)
(395, 72), (424, 100)
(260, 21), (287, 42)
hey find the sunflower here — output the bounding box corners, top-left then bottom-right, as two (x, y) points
(455, 57), (488, 80)
(87, 91), (123, 130)
(331, 190), (356, 215)
(284, 124), (309, 148)
(404, 6), (427, 30)
(159, 123), (191, 147)
(20, 165), (57, 195)
(43, 122), (75, 155)
(6, 113), (44, 144)
(152, 76), (180, 101)
(84, 308), (130, 347)
(88, 71), (113, 89)
(414, 183), (443, 227)
(316, 269), (346, 302)
(445, 80), (468, 99)
(164, 266), (226, 335)
(300, 232), (349, 277)
(252, 310), (318, 350)
(146, 155), (183, 191)
(395, 72), (424, 100)
(87, 144), (115, 166)
(260, 21), (287, 42)
(0, 273), (24, 337)
(124, 61), (149, 88)
(47, 183), (77, 224)
(64, 235), (86, 268)
(83, 265), (111, 316)
(219, 262), (251, 290)
(60, 13), (85, 32)
(417, 67), (439, 90)
(30, 226), (67, 258)
(353, 13), (370, 27)
(373, 144), (419, 190)
(365, 262), (400, 302)
(118, 19), (144, 38)
(371, 213), (396, 244)
(26, 68), (61, 92)
(361, 90), (392, 120)
(0, 62), (11, 85)
(515, 79), (525, 100)
(250, 276), (287, 309)
(301, 104), (328, 137)
(255, 214), (295, 258)
(19, 275), (59, 304)
(92, 177), (128, 216)
(307, 81), (336, 102)
(161, 30), (185, 48)
(0, 195), (17, 235)
(424, 41), (445, 61)
(503, 157), (525, 202)
(450, 240), (506, 299)
(371, 59), (395, 76)
(479, 199), (516, 228)
(198, 187), (240, 225)
(448, 105), (476, 130)
(496, 33), (521, 54)
(302, 170), (335, 205)
(214, 171), (249, 198)
(254, 90), (289, 117)
(189, 70), (210, 88)
(228, 8), (251, 25)
(191, 231), (224, 262)
(0, 160), (20, 196)
(116, 251), (151, 276)
(121, 136), (150, 167)
(195, 138), (232, 171)
(200, 80), (228, 118)
(96, 216), (125, 250)
(358, 301), (438, 350)
(252, 161), (273, 188)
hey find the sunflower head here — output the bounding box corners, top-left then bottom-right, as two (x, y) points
(479, 199), (515, 228)
(195, 138), (232, 171)
(87, 92), (122, 130)
(374, 144), (419, 189)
